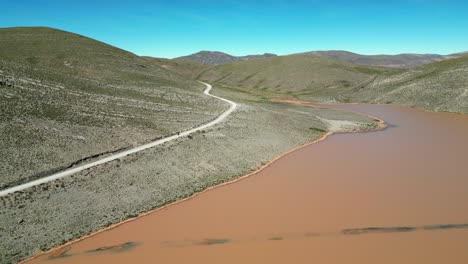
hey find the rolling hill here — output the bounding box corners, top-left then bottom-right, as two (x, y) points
(353, 55), (468, 112)
(176, 50), (467, 68)
(301, 50), (465, 68)
(2, 25), (465, 264)
(199, 53), (468, 113)
(0, 27), (224, 187)
(175, 50), (277, 65)
(198, 54), (397, 101)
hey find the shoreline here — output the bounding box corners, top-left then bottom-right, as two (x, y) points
(21, 101), (387, 263)
(272, 98), (468, 116)
(272, 98), (387, 131)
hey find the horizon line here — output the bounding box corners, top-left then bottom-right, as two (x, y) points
(1, 26), (467, 59)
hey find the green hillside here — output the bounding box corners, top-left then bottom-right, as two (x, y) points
(302, 50), (455, 68)
(0, 27), (224, 187)
(142, 56), (209, 79)
(353, 55), (468, 112)
(199, 53), (468, 113)
(199, 54), (397, 102)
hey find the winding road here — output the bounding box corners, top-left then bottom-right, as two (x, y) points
(0, 81), (237, 197)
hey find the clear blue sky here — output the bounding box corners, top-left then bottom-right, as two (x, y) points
(2, 0), (467, 58)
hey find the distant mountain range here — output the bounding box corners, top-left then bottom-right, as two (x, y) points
(175, 51), (277, 65)
(177, 50), (467, 68)
(302, 50), (467, 68)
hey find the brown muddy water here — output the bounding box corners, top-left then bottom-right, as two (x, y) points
(28, 104), (468, 264)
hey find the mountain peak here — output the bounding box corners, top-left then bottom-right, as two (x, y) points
(175, 51), (277, 65)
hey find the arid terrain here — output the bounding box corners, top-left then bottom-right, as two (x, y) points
(1, 27), (467, 263)
(1, 27), (376, 263)
(26, 104), (468, 264)
(198, 53), (468, 113)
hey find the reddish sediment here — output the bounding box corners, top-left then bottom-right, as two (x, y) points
(25, 103), (468, 264)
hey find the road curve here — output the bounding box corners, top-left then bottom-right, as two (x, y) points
(0, 81), (237, 197)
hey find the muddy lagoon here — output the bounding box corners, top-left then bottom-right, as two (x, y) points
(27, 104), (468, 264)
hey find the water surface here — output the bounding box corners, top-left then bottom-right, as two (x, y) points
(29, 104), (468, 264)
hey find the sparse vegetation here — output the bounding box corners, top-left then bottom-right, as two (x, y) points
(199, 53), (468, 113)
(199, 54), (397, 102)
(0, 27), (226, 186)
(3, 26), (465, 263)
(353, 55), (468, 113)
(303, 50), (464, 68)
(0, 27), (378, 263)
(309, 127), (327, 133)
